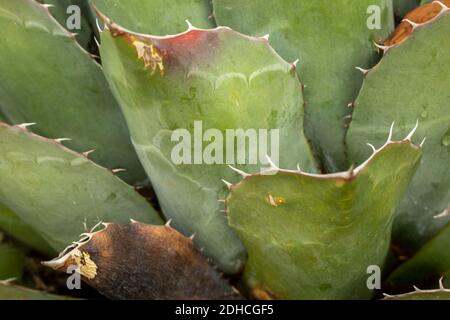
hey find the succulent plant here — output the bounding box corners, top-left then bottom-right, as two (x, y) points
(0, 0), (448, 301)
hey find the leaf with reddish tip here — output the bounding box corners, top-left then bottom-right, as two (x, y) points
(0, 123), (163, 253)
(226, 140), (422, 299)
(43, 222), (241, 300)
(98, 14), (317, 273)
(91, 0), (214, 34)
(213, 0), (395, 171)
(0, 0), (146, 184)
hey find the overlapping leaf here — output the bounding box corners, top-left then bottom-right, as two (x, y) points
(0, 123), (163, 252)
(227, 138), (422, 299)
(0, 0), (145, 183)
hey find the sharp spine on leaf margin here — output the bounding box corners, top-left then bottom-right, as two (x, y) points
(434, 1), (450, 10)
(346, 165), (355, 178)
(403, 19), (419, 30)
(185, 20), (195, 31)
(82, 149), (95, 157)
(400, 1), (450, 38)
(265, 155), (279, 171)
(17, 123), (36, 129)
(90, 221), (104, 233)
(420, 137), (426, 147)
(96, 19), (104, 33)
(355, 66), (370, 76)
(41, 3), (54, 10)
(386, 121), (395, 143)
(261, 34), (270, 41)
(112, 168), (126, 173)
(54, 138), (71, 143)
(404, 119), (419, 141)
(222, 179), (233, 190)
(165, 219), (173, 228)
(94, 37), (101, 49)
(79, 232), (91, 238)
(367, 143), (377, 153)
(373, 41), (391, 52)
(189, 233), (196, 240)
(383, 278), (449, 299)
(228, 165), (249, 178)
(434, 207), (450, 219)
(439, 277), (446, 290)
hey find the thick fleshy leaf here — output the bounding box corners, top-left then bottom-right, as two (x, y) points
(347, 8), (450, 249)
(0, 282), (72, 300)
(98, 14), (317, 272)
(385, 222), (450, 291)
(213, 0), (394, 171)
(44, 222), (241, 300)
(0, 123), (163, 252)
(0, 243), (25, 281)
(0, 204), (54, 256)
(0, 0), (145, 184)
(91, 0), (214, 34)
(226, 139), (422, 299)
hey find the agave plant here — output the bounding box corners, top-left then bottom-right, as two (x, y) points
(0, 0), (448, 300)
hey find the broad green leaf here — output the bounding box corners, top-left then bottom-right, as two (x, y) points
(213, 0), (394, 171)
(0, 123), (163, 252)
(0, 0), (146, 184)
(347, 11), (450, 249)
(227, 140), (422, 299)
(98, 15), (316, 273)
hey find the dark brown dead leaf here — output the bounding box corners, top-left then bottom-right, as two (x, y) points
(43, 222), (242, 300)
